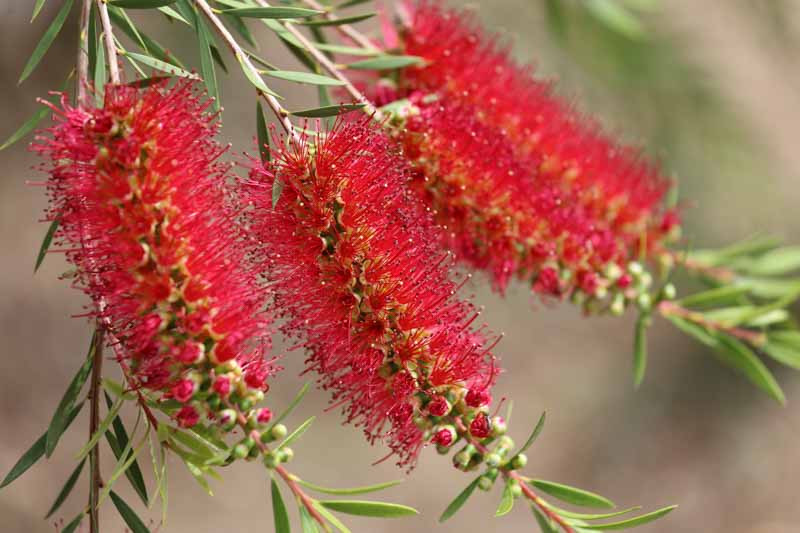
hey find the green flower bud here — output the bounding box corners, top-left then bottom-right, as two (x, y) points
(510, 480), (523, 498)
(498, 436), (514, 449)
(263, 452), (281, 469)
(610, 293), (625, 316)
(511, 453), (528, 469)
(491, 416), (507, 437)
(636, 292), (652, 311)
(453, 450), (471, 468)
(270, 423), (288, 441)
(485, 453), (502, 468)
(639, 271), (653, 289)
(662, 282), (677, 300)
(478, 475), (494, 491)
(232, 443), (249, 460)
(628, 261), (644, 276)
(279, 447), (294, 463)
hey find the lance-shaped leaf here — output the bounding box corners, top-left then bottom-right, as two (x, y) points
(44, 458), (86, 518)
(633, 313), (649, 388)
(19, 0), (74, 84)
(125, 52), (198, 79)
(272, 177), (285, 209)
(94, 33), (106, 107)
(76, 396), (124, 460)
(277, 416), (315, 451)
(108, 6), (185, 67)
(312, 502), (351, 533)
(196, 15), (220, 111)
(159, 5), (189, 24)
(495, 481), (515, 517)
(46, 333), (96, 457)
(104, 393), (149, 505)
(270, 382), (310, 428)
(712, 334), (785, 404)
(62, 512), (85, 533)
(295, 478), (402, 495)
(580, 505), (678, 530)
(110, 490), (151, 533)
(237, 55), (280, 97)
(532, 506), (559, 533)
(439, 476), (481, 522)
(256, 101), (271, 163)
(517, 410), (547, 455)
(296, 13), (375, 27)
(678, 286), (751, 309)
(290, 103), (365, 118)
(764, 330), (800, 370)
(299, 505), (319, 533)
(347, 55), (424, 70)
(529, 480), (614, 509)
(0, 401), (83, 489)
(34, 218), (59, 272)
(584, 0), (644, 40)
(271, 478), (291, 533)
(109, 0), (177, 7)
(222, 7), (322, 18)
(318, 500), (418, 518)
(265, 70), (345, 86)
(32, 0), (48, 22)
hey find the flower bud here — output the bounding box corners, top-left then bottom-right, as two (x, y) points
(510, 480), (523, 498)
(218, 409), (237, 431)
(636, 292), (652, 311)
(485, 452), (502, 468)
(432, 426), (456, 448)
(511, 453), (528, 469)
(497, 436), (515, 450)
(263, 452), (280, 469)
(279, 447), (294, 463)
(232, 443), (249, 460)
(610, 293), (625, 316)
(478, 475), (494, 491)
(628, 261), (643, 277)
(270, 423), (288, 441)
(662, 282), (676, 300)
(465, 388), (491, 408)
(427, 396), (451, 417)
(469, 413), (491, 439)
(491, 416), (507, 437)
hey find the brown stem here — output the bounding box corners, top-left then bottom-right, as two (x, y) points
(96, 0), (120, 84)
(194, 0), (300, 140)
(88, 326), (106, 533)
(254, 0), (383, 120)
(299, 0), (381, 53)
(657, 300), (767, 345)
(76, 0), (92, 107)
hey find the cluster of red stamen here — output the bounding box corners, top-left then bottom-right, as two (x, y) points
(377, 1), (680, 313)
(242, 119), (500, 467)
(34, 82), (273, 432)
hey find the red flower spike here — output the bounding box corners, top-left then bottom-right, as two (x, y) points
(383, 1), (679, 310)
(33, 81), (275, 431)
(242, 119), (500, 468)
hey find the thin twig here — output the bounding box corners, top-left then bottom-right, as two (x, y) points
(194, 0), (299, 140)
(88, 327), (106, 533)
(300, 0), (381, 52)
(254, 0), (383, 120)
(76, 0), (92, 107)
(657, 300), (767, 345)
(96, 0), (120, 84)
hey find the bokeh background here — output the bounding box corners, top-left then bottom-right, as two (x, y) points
(2, 0), (799, 531)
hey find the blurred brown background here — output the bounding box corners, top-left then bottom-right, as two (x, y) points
(2, 1), (799, 532)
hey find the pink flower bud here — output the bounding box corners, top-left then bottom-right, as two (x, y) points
(176, 405), (200, 428)
(428, 396), (451, 417)
(256, 408), (273, 425)
(212, 375), (232, 398)
(470, 413), (491, 439)
(465, 389), (491, 408)
(171, 379), (196, 403)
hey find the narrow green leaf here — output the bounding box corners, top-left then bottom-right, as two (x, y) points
(32, 0), (48, 21)
(270, 382), (310, 427)
(222, 7), (322, 18)
(712, 334), (785, 404)
(265, 70), (345, 86)
(158, 5), (190, 24)
(295, 478), (403, 495)
(549, 505), (641, 521)
(62, 512), (85, 533)
(312, 502), (351, 533)
(299, 505), (319, 533)
(518, 411), (547, 455)
(297, 13), (375, 27)
(319, 500), (418, 518)
(224, 13), (256, 46)
(34, 218), (59, 272)
(0, 97), (50, 150)
(108, 7), (184, 67)
(532, 506), (559, 533)
(439, 476), (481, 522)
(76, 396), (124, 460)
(633, 313), (649, 388)
(495, 482), (514, 517)
(271, 478), (291, 533)
(0, 401), (83, 489)
(196, 16), (220, 111)
(585, 0), (644, 40)
(529, 480), (614, 509)
(19, 0), (74, 84)
(290, 103), (365, 118)
(581, 505), (677, 530)
(109, 0), (177, 7)
(664, 315), (718, 346)
(46, 333), (96, 457)
(94, 33), (106, 107)
(745, 246), (800, 276)
(311, 42), (378, 56)
(678, 285), (751, 309)
(44, 458), (86, 518)
(183, 460), (214, 496)
(125, 52), (199, 79)
(278, 416), (315, 450)
(110, 490), (150, 533)
(170, 429), (218, 459)
(100, 429), (149, 508)
(336, 0), (372, 8)
(104, 393), (149, 505)
(256, 101), (271, 163)
(237, 55), (280, 97)
(347, 55), (424, 70)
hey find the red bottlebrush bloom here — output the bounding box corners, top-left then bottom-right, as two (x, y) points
(382, 1), (679, 310)
(242, 119), (500, 468)
(33, 81), (274, 430)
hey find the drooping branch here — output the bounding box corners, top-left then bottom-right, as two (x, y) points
(194, 0), (300, 140)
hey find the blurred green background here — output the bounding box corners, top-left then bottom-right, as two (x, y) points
(1, 1), (799, 532)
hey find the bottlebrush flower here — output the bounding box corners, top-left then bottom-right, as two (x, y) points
(382, 1), (680, 312)
(242, 119), (500, 468)
(33, 81), (273, 431)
